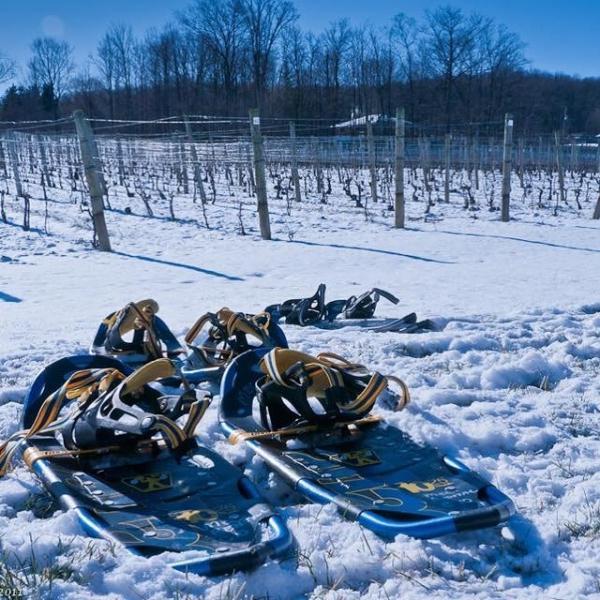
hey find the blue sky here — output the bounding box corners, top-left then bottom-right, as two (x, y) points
(1, 0), (598, 89)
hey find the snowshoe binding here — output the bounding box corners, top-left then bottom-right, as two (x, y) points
(181, 308), (288, 382)
(90, 299), (184, 366)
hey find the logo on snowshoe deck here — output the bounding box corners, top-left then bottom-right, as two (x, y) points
(123, 517), (177, 539)
(170, 509), (218, 523)
(122, 473), (172, 492)
(348, 487), (404, 506)
(328, 449), (381, 467)
(396, 477), (451, 494)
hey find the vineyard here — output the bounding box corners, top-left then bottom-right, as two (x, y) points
(1, 113), (600, 249)
(2, 113), (600, 600)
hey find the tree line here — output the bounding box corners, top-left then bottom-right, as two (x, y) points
(1, 1), (599, 135)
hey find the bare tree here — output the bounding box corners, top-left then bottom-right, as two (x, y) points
(347, 26), (368, 116)
(278, 26), (308, 115)
(96, 33), (118, 118)
(180, 0), (244, 109)
(478, 23), (527, 118)
(110, 25), (136, 116)
(239, 0), (298, 106)
(29, 37), (74, 102)
(422, 6), (483, 129)
(142, 27), (195, 115)
(391, 14), (420, 120)
(321, 19), (351, 114)
(367, 26), (394, 116)
(323, 19), (351, 89)
(71, 62), (103, 115)
(0, 52), (16, 85)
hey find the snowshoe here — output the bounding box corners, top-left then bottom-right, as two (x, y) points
(182, 308), (288, 382)
(369, 316), (442, 334)
(2, 356), (292, 575)
(317, 312), (418, 332)
(265, 284), (327, 326)
(219, 348), (515, 539)
(325, 287), (399, 321)
(90, 299), (184, 366)
(265, 284), (401, 327)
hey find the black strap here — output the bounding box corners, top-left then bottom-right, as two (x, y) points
(343, 288), (399, 319)
(257, 378), (343, 431)
(285, 284), (326, 326)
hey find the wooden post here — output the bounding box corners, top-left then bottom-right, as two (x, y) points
(116, 135), (125, 186)
(0, 135), (7, 178)
(501, 113), (513, 222)
(555, 131), (566, 204)
(367, 118), (378, 203)
(183, 117), (208, 205)
(464, 136), (471, 183)
(289, 122), (302, 203)
(6, 131), (23, 198)
(593, 194), (600, 220)
(249, 108), (271, 240)
(73, 110), (111, 251)
(473, 134), (480, 190)
(444, 133), (451, 203)
(518, 138), (524, 180)
(394, 108), (405, 228)
(36, 134), (50, 200)
(179, 140), (189, 195)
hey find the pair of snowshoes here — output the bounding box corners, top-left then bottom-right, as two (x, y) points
(3, 342), (515, 575)
(264, 284), (439, 332)
(90, 299), (287, 379)
(264, 283), (398, 325)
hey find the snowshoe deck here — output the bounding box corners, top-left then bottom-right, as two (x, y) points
(219, 349), (514, 539)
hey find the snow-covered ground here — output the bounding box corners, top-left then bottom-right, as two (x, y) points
(1, 174), (600, 599)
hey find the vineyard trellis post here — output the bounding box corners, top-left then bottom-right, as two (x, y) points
(116, 135), (125, 186)
(184, 117), (208, 205)
(289, 121), (302, 203)
(394, 108), (405, 228)
(6, 131), (23, 198)
(73, 110), (112, 251)
(367, 118), (378, 204)
(594, 142), (600, 218)
(444, 133), (451, 203)
(501, 113), (514, 222)
(473, 134), (480, 189)
(249, 108), (271, 240)
(555, 131), (566, 204)
(593, 195), (600, 220)
(0, 135), (7, 179)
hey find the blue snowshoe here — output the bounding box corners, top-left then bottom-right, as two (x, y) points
(219, 348), (515, 539)
(1, 355), (292, 575)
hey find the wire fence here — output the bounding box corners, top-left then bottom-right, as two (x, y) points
(2, 113), (600, 172)
(1, 112), (599, 246)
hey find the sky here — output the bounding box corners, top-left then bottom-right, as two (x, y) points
(0, 0), (598, 92)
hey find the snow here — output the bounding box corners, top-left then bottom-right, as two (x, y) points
(333, 114), (388, 128)
(1, 168), (600, 599)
